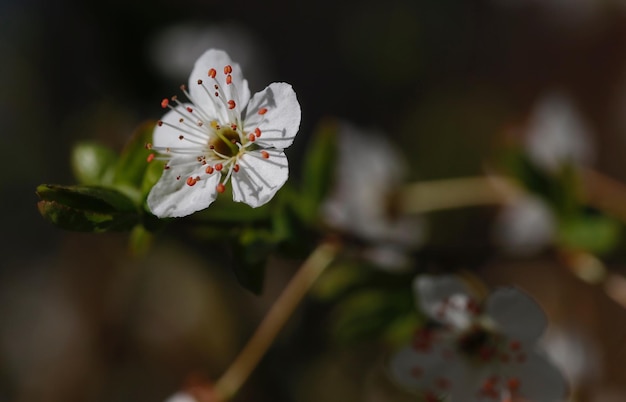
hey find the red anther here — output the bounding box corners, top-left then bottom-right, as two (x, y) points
(226, 74), (232, 84)
(507, 378), (520, 392)
(233, 164), (240, 172)
(180, 84), (187, 91)
(145, 143), (153, 150)
(231, 123), (237, 130)
(248, 133), (256, 141)
(146, 153), (155, 163)
(171, 95), (178, 101)
(254, 127), (261, 137)
(161, 98), (169, 108)
(224, 65), (232, 74)
(179, 118), (184, 123)
(186, 177), (197, 186)
(157, 121), (163, 127)
(215, 163), (223, 171)
(258, 107), (268, 115)
(227, 100), (236, 109)
(261, 150), (270, 159)
(214, 84), (219, 89)
(176, 175), (181, 180)
(187, 107), (193, 113)
(509, 341), (521, 351)
(208, 68), (217, 78)
(205, 165), (214, 174)
(197, 79), (203, 85)
(216, 183), (226, 193)
(214, 92), (219, 97)
(209, 145), (215, 149)
(164, 165), (170, 170)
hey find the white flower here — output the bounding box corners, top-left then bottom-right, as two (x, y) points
(524, 91), (594, 174)
(146, 49), (301, 218)
(390, 274), (567, 402)
(321, 122), (425, 270)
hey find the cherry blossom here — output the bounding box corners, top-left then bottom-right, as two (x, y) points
(146, 49), (301, 218)
(321, 122), (425, 270)
(390, 274), (567, 401)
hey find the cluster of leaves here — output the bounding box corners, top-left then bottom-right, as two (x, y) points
(500, 147), (622, 256)
(36, 119), (339, 294)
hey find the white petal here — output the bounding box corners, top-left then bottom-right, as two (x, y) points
(188, 49), (251, 123)
(163, 391), (197, 402)
(485, 287), (547, 341)
(147, 158), (221, 218)
(388, 343), (460, 394)
(243, 82), (301, 149)
(414, 274), (474, 324)
(515, 351), (568, 402)
(154, 103), (210, 149)
(231, 149), (289, 207)
(492, 195), (556, 256)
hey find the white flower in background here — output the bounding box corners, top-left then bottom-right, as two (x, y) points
(321, 122), (425, 270)
(165, 392), (198, 402)
(541, 326), (601, 391)
(492, 195), (557, 256)
(146, 49), (301, 218)
(390, 274), (567, 402)
(493, 91), (594, 255)
(524, 92), (594, 174)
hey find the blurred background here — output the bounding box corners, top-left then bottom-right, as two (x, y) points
(3, 0), (626, 401)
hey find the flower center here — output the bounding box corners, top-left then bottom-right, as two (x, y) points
(210, 125), (241, 158)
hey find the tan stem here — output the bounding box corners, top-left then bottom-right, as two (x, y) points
(399, 175), (522, 214)
(213, 241), (340, 400)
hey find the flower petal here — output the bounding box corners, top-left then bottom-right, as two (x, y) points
(147, 158), (221, 218)
(515, 350), (568, 402)
(164, 391), (197, 402)
(414, 274), (475, 325)
(153, 103), (209, 149)
(485, 287), (547, 341)
(188, 48), (251, 123)
(389, 343), (460, 395)
(243, 82), (301, 150)
(231, 149), (289, 207)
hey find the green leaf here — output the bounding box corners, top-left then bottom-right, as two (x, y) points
(557, 212), (621, 254)
(330, 287), (413, 344)
(71, 141), (118, 185)
(230, 228), (277, 294)
(297, 118), (338, 223)
(193, 183), (273, 223)
(113, 120), (157, 203)
(36, 184), (139, 232)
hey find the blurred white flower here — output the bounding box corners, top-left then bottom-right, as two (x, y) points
(492, 194), (557, 256)
(541, 326), (601, 389)
(147, 49), (301, 217)
(149, 22), (271, 91)
(165, 391), (198, 402)
(492, 91), (594, 255)
(524, 91), (595, 174)
(390, 274), (567, 402)
(321, 122), (425, 270)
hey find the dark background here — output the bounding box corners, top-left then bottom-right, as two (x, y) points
(3, 0), (626, 401)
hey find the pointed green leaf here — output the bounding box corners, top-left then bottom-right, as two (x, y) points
(297, 118), (338, 223)
(113, 120), (157, 202)
(36, 184), (139, 232)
